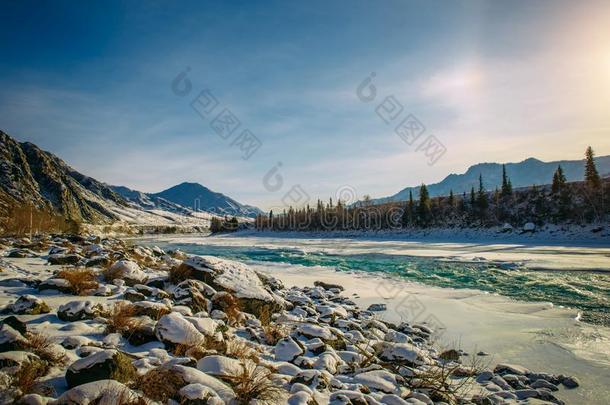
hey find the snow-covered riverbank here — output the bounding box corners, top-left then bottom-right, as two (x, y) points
(1, 234), (603, 404)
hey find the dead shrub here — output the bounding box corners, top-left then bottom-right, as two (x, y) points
(262, 323), (289, 346)
(212, 293), (243, 326)
(136, 367), (185, 402)
(103, 302), (140, 334)
(57, 267), (99, 295)
(12, 359), (54, 397)
(225, 363), (285, 405)
(225, 339), (260, 363)
(23, 332), (67, 366)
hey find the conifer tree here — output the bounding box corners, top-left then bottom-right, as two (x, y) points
(477, 174), (488, 219)
(402, 190), (415, 227)
(551, 165), (566, 194)
(501, 164), (513, 197)
(417, 184), (431, 226)
(448, 190), (455, 207)
(584, 146), (601, 190)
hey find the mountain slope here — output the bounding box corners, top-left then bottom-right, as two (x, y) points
(0, 130), (126, 223)
(152, 182), (262, 218)
(372, 155), (610, 203)
(0, 130), (215, 228)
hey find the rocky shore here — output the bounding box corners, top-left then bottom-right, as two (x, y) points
(0, 235), (579, 404)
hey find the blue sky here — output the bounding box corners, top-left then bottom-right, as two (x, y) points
(1, 0), (609, 210)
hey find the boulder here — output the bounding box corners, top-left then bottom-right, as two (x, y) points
(170, 364), (236, 403)
(367, 303), (387, 312)
(275, 336), (304, 362)
(353, 370), (403, 394)
(38, 278), (73, 293)
(57, 301), (104, 322)
(314, 281), (344, 291)
(197, 355), (245, 378)
(105, 260), (148, 286)
(176, 255), (283, 317)
(1, 316), (27, 335)
(178, 383), (224, 404)
(54, 379), (144, 404)
(154, 312), (205, 347)
(48, 253), (82, 265)
(65, 349), (137, 388)
(3, 295), (50, 315)
(0, 323), (27, 352)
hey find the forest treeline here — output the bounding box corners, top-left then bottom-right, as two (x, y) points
(255, 146), (609, 231)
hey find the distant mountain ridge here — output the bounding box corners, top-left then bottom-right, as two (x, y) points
(371, 155), (610, 203)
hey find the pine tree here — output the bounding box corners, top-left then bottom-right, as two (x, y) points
(448, 190), (455, 208)
(477, 174), (488, 220)
(417, 184), (431, 226)
(551, 165), (566, 194)
(584, 146), (601, 190)
(501, 164), (513, 197)
(402, 190), (415, 227)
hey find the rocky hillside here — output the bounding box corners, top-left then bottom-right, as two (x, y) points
(0, 130), (260, 230)
(0, 130), (126, 223)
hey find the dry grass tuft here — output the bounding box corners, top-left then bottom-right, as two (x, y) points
(12, 360), (54, 397)
(262, 323), (289, 346)
(212, 293), (243, 326)
(225, 339), (260, 363)
(136, 367), (185, 402)
(102, 302), (140, 334)
(23, 332), (67, 366)
(56, 267), (99, 295)
(225, 363), (285, 405)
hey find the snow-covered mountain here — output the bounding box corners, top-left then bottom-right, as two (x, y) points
(0, 130), (259, 228)
(151, 182), (262, 218)
(369, 155), (610, 203)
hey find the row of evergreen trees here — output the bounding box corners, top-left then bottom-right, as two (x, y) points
(255, 146), (607, 231)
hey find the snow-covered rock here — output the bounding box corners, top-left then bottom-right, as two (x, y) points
(275, 336), (304, 362)
(3, 295), (50, 315)
(106, 260), (148, 286)
(58, 300), (105, 322)
(54, 379), (143, 404)
(353, 370), (403, 394)
(196, 355), (245, 377)
(154, 312), (205, 346)
(65, 349), (136, 388)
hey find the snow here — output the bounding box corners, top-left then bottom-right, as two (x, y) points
(154, 312), (205, 345)
(352, 370), (402, 394)
(108, 260), (147, 283)
(68, 349), (116, 372)
(171, 364), (236, 402)
(297, 323), (334, 340)
(196, 355), (244, 377)
(54, 379), (139, 405)
(275, 337), (304, 362)
(188, 255), (274, 301)
(184, 316), (221, 336)
(178, 383), (223, 403)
